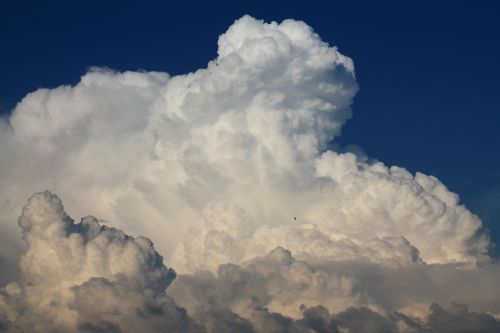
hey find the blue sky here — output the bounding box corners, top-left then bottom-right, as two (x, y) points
(1, 0), (499, 249)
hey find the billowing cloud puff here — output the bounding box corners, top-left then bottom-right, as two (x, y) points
(0, 15), (499, 332)
(0, 192), (201, 332)
(2, 192), (499, 332)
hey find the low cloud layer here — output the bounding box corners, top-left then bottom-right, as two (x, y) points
(1, 192), (499, 332)
(0, 16), (498, 332)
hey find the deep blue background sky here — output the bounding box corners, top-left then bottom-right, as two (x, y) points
(1, 1), (499, 251)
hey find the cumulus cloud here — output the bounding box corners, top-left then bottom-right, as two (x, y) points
(0, 15), (499, 332)
(0, 191), (201, 332)
(2, 192), (499, 332)
(170, 247), (500, 327)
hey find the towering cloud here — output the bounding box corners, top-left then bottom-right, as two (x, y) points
(0, 16), (498, 332)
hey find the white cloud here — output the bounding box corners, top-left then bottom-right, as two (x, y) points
(3, 192), (498, 332)
(0, 191), (201, 332)
(0, 15), (498, 332)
